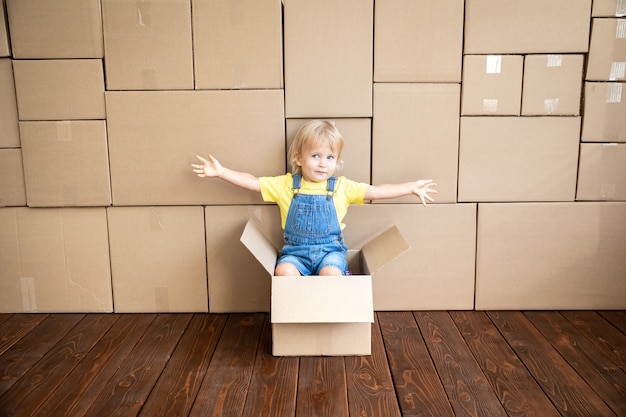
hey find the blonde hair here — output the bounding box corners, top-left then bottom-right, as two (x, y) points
(288, 120), (345, 174)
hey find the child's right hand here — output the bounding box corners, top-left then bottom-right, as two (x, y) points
(192, 155), (223, 178)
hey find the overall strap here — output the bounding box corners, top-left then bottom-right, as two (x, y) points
(292, 174), (302, 198)
(326, 176), (337, 200)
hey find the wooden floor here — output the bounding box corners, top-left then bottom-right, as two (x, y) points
(0, 311), (624, 417)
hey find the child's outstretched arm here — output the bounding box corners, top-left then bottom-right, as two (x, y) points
(192, 155), (261, 192)
(365, 180), (438, 206)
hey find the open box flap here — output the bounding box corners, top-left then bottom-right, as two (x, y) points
(272, 276), (374, 324)
(240, 219), (278, 277)
(361, 225), (410, 274)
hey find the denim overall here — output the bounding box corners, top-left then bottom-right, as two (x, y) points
(277, 174), (348, 275)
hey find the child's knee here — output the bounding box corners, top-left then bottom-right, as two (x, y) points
(275, 262), (301, 276)
(318, 265), (343, 276)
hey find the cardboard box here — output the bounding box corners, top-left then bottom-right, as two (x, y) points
(284, 0), (373, 117)
(240, 218), (409, 356)
(586, 18), (626, 81)
(461, 55), (523, 115)
(20, 121), (111, 207)
(107, 206), (208, 313)
(193, 0), (283, 89)
(374, 0), (464, 82)
(464, 0), (591, 53)
(6, 0), (103, 58)
(577, 143), (626, 200)
(521, 54), (584, 115)
(0, 149), (26, 207)
(581, 82), (626, 142)
(101, 0), (193, 90)
(0, 207), (112, 313)
(105, 90), (285, 205)
(0, 59), (19, 147)
(12, 59), (105, 121)
(592, 0), (626, 16)
(458, 117), (581, 202)
(343, 203), (477, 311)
(372, 83), (460, 203)
(476, 202), (626, 310)
(0, 1), (9, 57)
(286, 118), (371, 184)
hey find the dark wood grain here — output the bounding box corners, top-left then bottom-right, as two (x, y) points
(599, 310), (626, 334)
(0, 314), (48, 356)
(297, 356), (348, 417)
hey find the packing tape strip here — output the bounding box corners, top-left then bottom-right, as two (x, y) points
(547, 54), (562, 67)
(543, 98), (559, 114)
(610, 62), (626, 80)
(485, 55), (502, 74)
(618, 0), (626, 16)
(606, 83), (623, 103)
(482, 98), (498, 112)
(20, 277), (37, 312)
(617, 19), (626, 37)
(136, 0), (152, 28)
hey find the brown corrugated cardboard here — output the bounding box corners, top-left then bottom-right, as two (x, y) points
(464, 0), (591, 53)
(286, 119), (371, 184)
(374, 0), (464, 82)
(458, 117), (581, 202)
(521, 54), (584, 116)
(581, 82), (626, 142)
(0, 59), (19, 147)
(240, 217), (409, 356)
(586, 18), (626, 81)
(193, 0), (283, 89)
(0, 1), (9, 57)
(343, 203), (477, 310)
(20, 121), (111, 207)
(0, 149), (26, 206)
(592, 0), (626, 16)
(372, 83), (460, 203)
(6, 0), (103, 58)
(108, 206), (208, 313)
(105, 90), (285, 205)
(577, 143), (626, 200)
(461, 55), (523, 115)
(476, 202), (626, 309)
(102, 0), (193, 90)
(0, 207), (112, 313)
(284, 0), (373, 117)
(12, 59), (105, 121)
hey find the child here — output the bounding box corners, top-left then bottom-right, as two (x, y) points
(192, 120), (437, 277)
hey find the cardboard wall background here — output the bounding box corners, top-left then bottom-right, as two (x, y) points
(1, 0), (625, 312)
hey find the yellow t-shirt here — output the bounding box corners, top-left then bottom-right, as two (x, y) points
(259, 173), (368, 229)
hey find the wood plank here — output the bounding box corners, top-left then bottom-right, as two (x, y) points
(241, 315), (299, 417)
(378, 311), (454, 417)
(0, 314), (48, 356)
(83, 314), (193, 417)
(0, 314), (84, 396)
(296, 356), (349, 417)
(345, 315), (402, 417)
(414, 311), (507, 417)
(489, 311), (617, 417)
(33, 314), (157, 417)
(189, 313), (265, 417)
(138, 314), (228, 417)
(0, 314), (120, 417)
(451, 311), (562, 417)
(562, 311), (626, 373)
(525, 311), (626, 416)
(598, 311), (626, 334)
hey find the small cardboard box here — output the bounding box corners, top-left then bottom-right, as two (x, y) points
(576, 143), (626, 201)
(0, 149), (26, 207)
(586, 18), (626, 81)
(581, 82), (626, 142)
(0, 59), (19, 147)
(240, 219), (409, 356)
(0, 2), (10, 57)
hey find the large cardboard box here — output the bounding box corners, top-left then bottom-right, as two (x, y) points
(6, 0), (103, 58)
(0, 149), (26, 207)
(581, 82), (626, 142)
(286, 118), (371, 184)
(372, 83), (460, 203)
(476, 202), (626, 310)
(458, 117), (581, 202)
(0, 207), (112, 313)
(586, 18), (626, 81)
(193, 0), (283, 89)
(577, 143), (626, 201)
(20, 121), (111, 207)
(284, 0), (373, 117)
(240, 217), (409, 356)
(105, 90), (285, 205)
(108, 206), (208, 313)
(0, 1), (9, 57)
(521, 54), (584, 116)
(464, 0), (591, 53)
(374, 0), (464, 82)
(592, 0), (626, 16)
(12, 59), (105, 121)
(102, 0), (193, 90)
(0, 59), (19, 147)
(461, 55), (523, 115)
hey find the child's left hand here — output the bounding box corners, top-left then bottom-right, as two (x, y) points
(412, 179), (438, 206)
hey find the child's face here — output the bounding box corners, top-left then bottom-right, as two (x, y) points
(296, 143), (339, 183)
